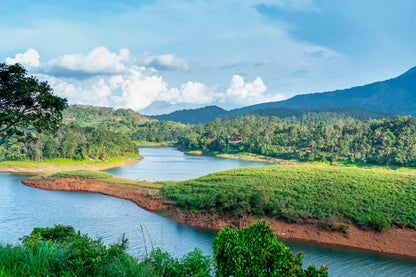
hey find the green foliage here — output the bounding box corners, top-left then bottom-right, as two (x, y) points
(176, 114), (416, 168)
(213, 220), (328, 276)
(51, 170), (112, 180)
(0, 123), (138, 162)
(142, 248), (212, 277)
(0, 63), (67, 141)
(162, 165), (416, 231)
(0, 224), (330, 276)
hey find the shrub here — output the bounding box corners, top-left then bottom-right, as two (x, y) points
(213, 220), (328, 277)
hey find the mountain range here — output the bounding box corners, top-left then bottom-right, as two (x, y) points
(149, 66), (416, 124)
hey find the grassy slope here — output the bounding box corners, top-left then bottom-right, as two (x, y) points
(161, 165), (416, 231)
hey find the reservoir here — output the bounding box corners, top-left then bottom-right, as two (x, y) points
(1, 147), (415, 276)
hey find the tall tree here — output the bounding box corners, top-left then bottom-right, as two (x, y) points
(0, 63), (67, 141)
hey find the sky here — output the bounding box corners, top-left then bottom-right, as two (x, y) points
(2, 0), (416, 114)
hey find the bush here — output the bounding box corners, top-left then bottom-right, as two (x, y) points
(213, 220), (328, 276)
(1, 224), (329, 276)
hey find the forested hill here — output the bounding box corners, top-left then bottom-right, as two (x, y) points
(63, 104), (192, 143)
(63, 104), (151, 133)
(149, 106), (394, 125)
(150, 105), (229, 124)
(231, 66), (416, 116)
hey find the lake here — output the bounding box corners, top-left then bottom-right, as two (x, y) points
(0, 147), (415, 276)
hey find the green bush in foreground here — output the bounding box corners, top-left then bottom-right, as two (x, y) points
(213, 220), (328, 277)
(0, 223), (327, 276)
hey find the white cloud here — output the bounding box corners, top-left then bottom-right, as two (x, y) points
(158, 81), (217, 105)
(139, 53), (189, 71)
(116, 67), (170, 110)
(7, 47), (286, 113)
(224, 75), (269, 105)
(43, 47), (130, 76)
(6, 48), (40, 67)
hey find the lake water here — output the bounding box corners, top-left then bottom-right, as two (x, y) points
(0, 147), (415, 276)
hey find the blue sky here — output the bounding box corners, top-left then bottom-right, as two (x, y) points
(3, 0), (416, 114)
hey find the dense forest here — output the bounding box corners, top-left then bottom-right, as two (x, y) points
(0, 124), (137, 161)
(177, 115), (416, 167)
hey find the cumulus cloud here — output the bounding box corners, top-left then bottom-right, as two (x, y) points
(6, 48), (40, 67)
(114, 67), (170, 110)
(224, 75), (268, 105)
(139, 53), (189, 71)
(42, 47), (131, 78)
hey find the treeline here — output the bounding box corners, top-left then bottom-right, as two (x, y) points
(177, 115), (416, 167)
(0, 124), (138, 161)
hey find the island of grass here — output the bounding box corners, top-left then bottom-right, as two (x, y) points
(21, 164), (416, 258)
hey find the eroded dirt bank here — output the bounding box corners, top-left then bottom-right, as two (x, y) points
(22, 177), (416, 259)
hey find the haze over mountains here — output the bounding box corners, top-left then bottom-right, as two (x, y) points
(150, 66), (416, 124)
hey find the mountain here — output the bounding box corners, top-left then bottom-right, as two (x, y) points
(231, 66), (416, 116)
(147, 66), (416, 123)
(150, 105), (230, 124)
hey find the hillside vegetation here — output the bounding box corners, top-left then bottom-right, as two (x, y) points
(0, 124), (138, 162)
(64, 104), (192, 143)
(178, 114), (416, 167)
(162, 165), (416, 231)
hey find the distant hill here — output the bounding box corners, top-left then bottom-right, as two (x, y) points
(150, 105), (230, 124)
(148, 66), (416, 124)
(231, 66), (416, 116)
(149, 106), (394, 125)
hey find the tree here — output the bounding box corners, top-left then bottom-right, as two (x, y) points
(0, 63), (67, 141)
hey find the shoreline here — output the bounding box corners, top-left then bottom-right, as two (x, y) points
(185, 150), (304, 165)
(21, 176), (416, 260)
(0, 156), (142, 174)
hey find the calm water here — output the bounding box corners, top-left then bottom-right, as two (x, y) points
(0, 147), (415, 276)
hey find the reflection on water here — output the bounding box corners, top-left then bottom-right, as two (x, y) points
(0, 147), (415, 276)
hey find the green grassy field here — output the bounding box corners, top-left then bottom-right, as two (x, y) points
(0, 154), (141, 173)
(161, 165), (416, 231)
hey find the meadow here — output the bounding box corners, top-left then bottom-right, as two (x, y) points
(161, 165), (416, 231)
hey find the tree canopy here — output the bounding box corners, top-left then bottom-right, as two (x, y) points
(0, 63), (67, 141)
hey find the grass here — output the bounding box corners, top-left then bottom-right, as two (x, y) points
(51, 170), (113, 179)
(0, 155), (141, 174)
(0, 225), (213, 277)
(161, 164), (416, 231)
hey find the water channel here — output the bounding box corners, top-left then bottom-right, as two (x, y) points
(0, 147), (415, 276)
